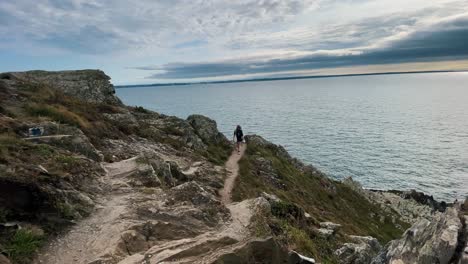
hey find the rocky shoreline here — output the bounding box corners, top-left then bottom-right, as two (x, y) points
(0, 70), (466, 264)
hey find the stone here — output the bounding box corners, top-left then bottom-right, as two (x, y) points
(261, 192), (281, 203)
(128, 162), (161, 188)
(335, 236), (381, 264)
(118, 230), (148, 255)
(318, 228), (335, 238)
(187, 114), (229, 145)
(320, 221), (342, 231)
(0, 254), (11, 264)
(289, 251), (316, 263)
(375, 207), (462, 264)
(5, 70), (121, 104)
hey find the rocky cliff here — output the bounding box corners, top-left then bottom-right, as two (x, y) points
(0, 70), (466, 264)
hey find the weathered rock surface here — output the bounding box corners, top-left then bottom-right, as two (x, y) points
(335, 236), (382, 264)
(373, 206), (462, 264)
(187, 114), (230, 146)
(1, 70), (121, 104)
(343, 177), (437, 224)
(0, 254), (11, 264)
(289, 251), (316, 264)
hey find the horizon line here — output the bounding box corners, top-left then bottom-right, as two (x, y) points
(115, 70), (467, 88)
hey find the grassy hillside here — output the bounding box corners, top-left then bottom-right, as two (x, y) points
(232, 136), (409, 262)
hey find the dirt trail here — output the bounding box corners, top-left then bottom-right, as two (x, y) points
(220, 143), (246, 204)
(34, 157), (139, 264)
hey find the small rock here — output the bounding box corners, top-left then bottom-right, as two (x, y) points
(317, 228), (334, 238)
(289, 251), (316, 263)
(319, 221), (342, 231)
(0, 254), (11, 264)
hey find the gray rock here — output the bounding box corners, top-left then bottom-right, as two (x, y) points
(187, 114), (229, 145)
(0, 254), (11, 264)
(318, 228), (335, 238)
(335, 236), (382, 264)
(5, 70), (121, 104)
(320, 221), (342, 231)
(375, 206), (462, 264)
(289, 251), (316, 263)
(128, 162), (161, 188)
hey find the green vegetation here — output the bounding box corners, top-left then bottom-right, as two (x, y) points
(279, 221), (339, 264)
(25, 103), (90, 128)
(233, 139), (409, 260)
(4, 229), (44, 264)
(56, 202), (75, 219)
(204, 143), (232, 165)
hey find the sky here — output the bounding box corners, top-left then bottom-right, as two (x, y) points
(1, 0), (468, 85)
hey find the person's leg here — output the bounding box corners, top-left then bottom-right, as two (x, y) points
(236, 142), (240, 153)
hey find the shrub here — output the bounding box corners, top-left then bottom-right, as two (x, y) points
(25, 103), (89, 129)
(134, 106), (150, 113)
(4, 229), (44, 264)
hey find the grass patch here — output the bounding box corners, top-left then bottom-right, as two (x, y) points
(204, 143), (232, 165)
(233, 140), (409, 246)
(279, 221), (338, 264)
(25, 103), (90, 129)
(56, 202), (75, 219)
(54, 155), (80, 170)
(4, 229), (44, 264)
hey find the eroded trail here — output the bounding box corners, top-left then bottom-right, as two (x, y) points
(34, 157), (139, 264)
(220, 143), (246, 204)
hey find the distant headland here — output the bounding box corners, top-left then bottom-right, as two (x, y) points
(115, 70), (466, 88)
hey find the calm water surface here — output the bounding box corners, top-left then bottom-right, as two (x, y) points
(117, 73), (468, 201)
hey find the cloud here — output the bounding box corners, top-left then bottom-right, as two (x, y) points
(1, 0), (468, 83)
(0, 0), (320, 54)
(141, 14), (468, 79)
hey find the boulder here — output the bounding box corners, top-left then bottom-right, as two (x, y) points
(5, 70), (121, 104)
(0, 254), (11, 264)
(320, 221), (342, 232)
(335, 236), (382, 264)
(289, 251), (316, 263)
(374, 206), (462, 264)
(187, 114), (229, 145)
(128, 162), (161, 188)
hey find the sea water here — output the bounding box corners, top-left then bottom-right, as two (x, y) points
(117, 72), (468, 202)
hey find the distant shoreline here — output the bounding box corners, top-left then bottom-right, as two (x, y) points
(115, 70), (467, 88)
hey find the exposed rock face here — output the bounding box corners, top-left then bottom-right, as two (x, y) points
(1, 70), (121, 104)
(187, 114), (229, 146)
(373, 206), (462, 264)
(343, 177), (437, 224)
(335, 236), (382, 264)
(0, 254), (11, 264)
(289, 251), (316, 264)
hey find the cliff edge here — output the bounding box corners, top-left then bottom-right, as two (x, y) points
(0, 70), (466, 264)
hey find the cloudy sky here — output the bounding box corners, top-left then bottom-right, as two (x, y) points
(1, 0), (468, 84)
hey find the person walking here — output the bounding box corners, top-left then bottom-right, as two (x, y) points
(233, 125), (244, 154)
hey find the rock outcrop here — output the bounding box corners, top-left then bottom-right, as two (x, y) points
(0, 69), (464, 264)
(335, 236), (382, 264)
(373, 206), (463, 264)
(187, 114), (230, 146)
(1, 70), (121, 104)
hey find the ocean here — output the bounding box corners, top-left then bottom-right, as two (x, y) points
(116, 72), (468, 202)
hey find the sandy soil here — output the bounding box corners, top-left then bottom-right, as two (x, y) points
(34, 157), (139, 264)
(220, 143), (246, 205)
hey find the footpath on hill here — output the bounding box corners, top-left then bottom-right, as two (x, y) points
(34, 144), (253, 263)
(220, 143), (246, 204)
(34, 156), (140, 264)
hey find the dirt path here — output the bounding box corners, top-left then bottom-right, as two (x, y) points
(220, 143), (246, 204)
(34, 157), (139, 264)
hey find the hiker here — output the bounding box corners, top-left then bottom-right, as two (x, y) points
(233, 125), (243, 154)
